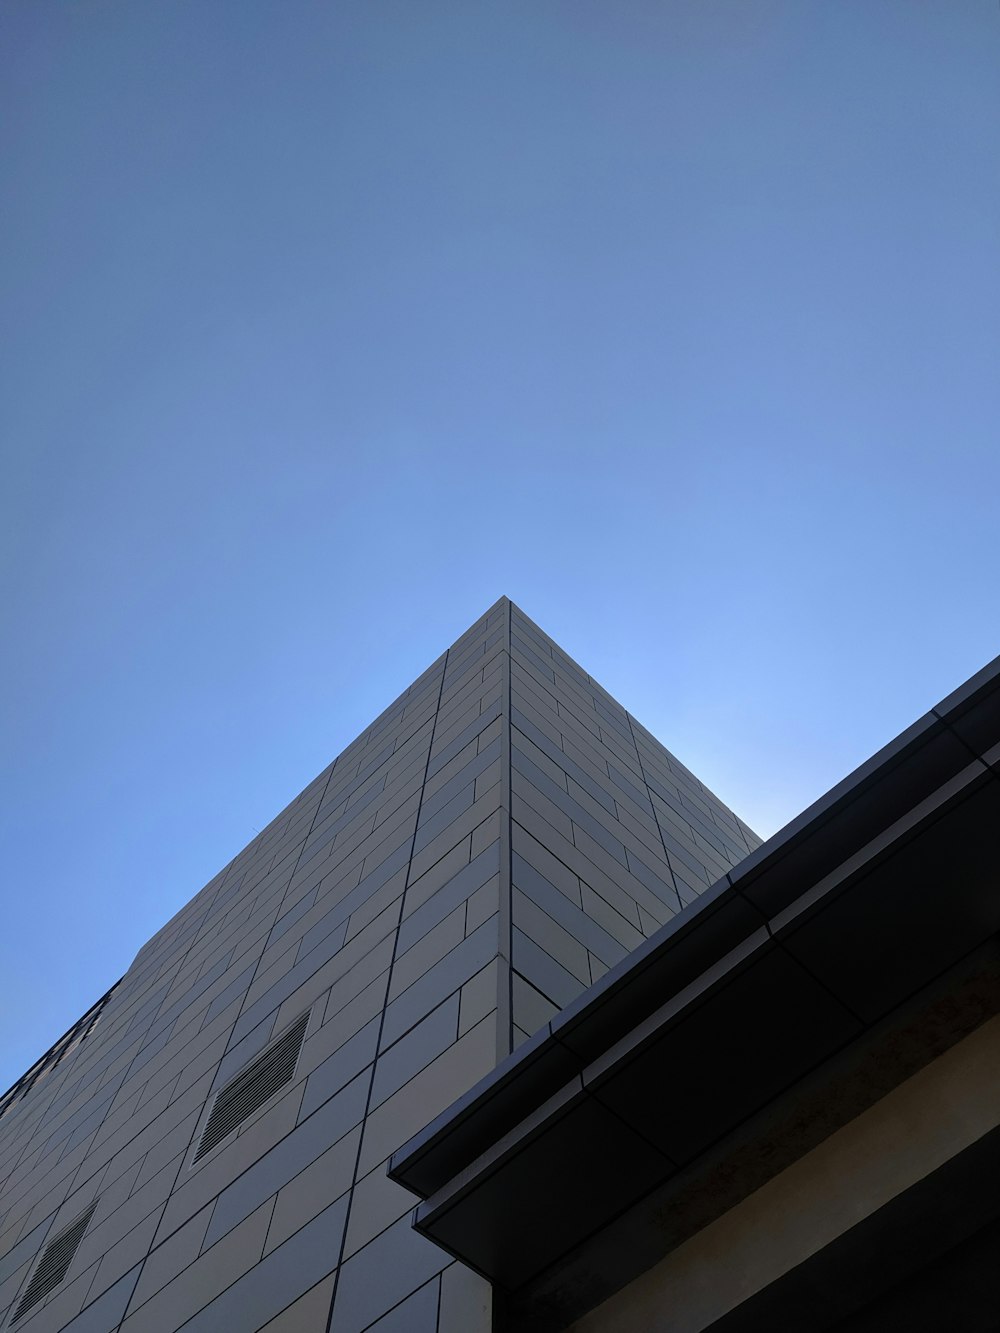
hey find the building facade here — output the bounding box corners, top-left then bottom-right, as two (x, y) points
(0, 598), (759, 1333)
(392, 635), (1000, 1332)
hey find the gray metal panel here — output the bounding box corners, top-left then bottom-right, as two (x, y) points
(0, 598), (755, 1332)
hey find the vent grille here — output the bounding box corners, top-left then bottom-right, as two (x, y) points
(194, 1011), (309, 1163)
(12, 1203), (97, 1323)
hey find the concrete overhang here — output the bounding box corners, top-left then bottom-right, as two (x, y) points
(389, 653), (1000, 1328)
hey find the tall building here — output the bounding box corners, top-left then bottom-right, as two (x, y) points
(0, 599), (759, 1333)
(389, 624), (1000, 1332)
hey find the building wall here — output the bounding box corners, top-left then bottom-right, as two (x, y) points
(0, 599), (756, 1333)
(506, 603), (760, 1042)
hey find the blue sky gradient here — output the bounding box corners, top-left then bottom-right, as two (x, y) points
(2, 0), (998, 1090)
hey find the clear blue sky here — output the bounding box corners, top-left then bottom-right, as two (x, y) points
(2, 1), (998, 1092)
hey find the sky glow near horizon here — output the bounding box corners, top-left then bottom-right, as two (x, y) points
(1, 0), (998, 1090)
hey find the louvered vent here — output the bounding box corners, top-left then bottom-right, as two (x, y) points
(194, 1011), (309, 1163)
(12, 1202), (97, 1323)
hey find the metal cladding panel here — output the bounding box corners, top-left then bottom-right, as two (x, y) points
(0, 599), (752, 1333)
